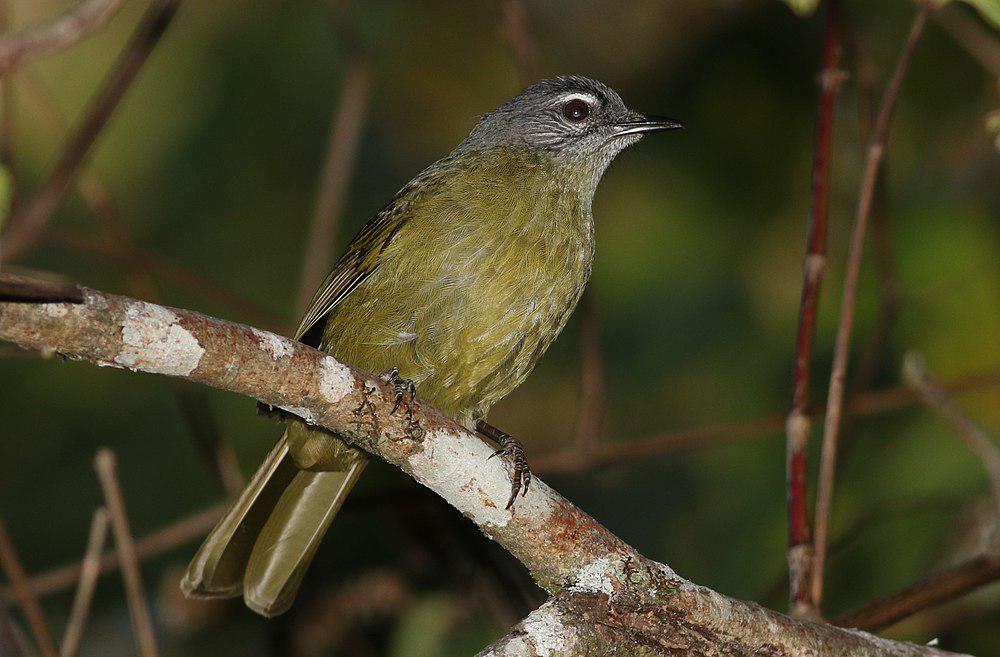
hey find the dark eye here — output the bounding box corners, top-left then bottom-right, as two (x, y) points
(562, 99), (590, 122)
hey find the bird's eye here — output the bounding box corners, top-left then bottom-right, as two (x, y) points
(562, 99), (591, 123)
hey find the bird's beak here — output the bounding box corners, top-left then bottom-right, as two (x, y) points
(611, 114), (684, 138)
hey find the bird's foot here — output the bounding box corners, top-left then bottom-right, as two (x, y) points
(379, 367), (421, 438)
(484, 427), (531, 510)
(257, 401), (293, 422)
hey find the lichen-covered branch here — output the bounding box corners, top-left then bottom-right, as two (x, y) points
(0, 285), (969, 656)
(478, 590), (968, 657)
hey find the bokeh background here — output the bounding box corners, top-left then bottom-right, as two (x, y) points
(1, 0), (998, 655)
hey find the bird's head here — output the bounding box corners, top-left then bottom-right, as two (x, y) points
(456, 75), (681, 188)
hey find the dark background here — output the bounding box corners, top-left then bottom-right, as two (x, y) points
(1, 0), (998, 655)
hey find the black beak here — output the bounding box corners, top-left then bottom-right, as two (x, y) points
(612, 114), (684, 137)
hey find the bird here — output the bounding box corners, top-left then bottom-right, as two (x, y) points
(181, 75), (681, 616)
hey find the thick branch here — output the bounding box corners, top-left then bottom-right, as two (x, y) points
(0, 286), (968, 656)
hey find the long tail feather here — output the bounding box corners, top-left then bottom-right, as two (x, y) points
(242, 459), (367, 616)
(181, 436), (297, 598)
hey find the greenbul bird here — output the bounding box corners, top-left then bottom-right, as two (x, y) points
(181, 75), (681, 616)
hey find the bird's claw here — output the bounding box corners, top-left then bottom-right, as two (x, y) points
(379, 367), (416, 415)
(379, 367), (421, 438)
(488, 432), (531, 510)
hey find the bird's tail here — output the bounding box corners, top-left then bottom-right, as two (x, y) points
(181, 429), (367, 616)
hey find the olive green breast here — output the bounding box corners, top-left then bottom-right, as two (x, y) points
(321, 147), (594, 429)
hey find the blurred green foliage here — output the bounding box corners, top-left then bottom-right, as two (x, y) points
(1, 1), (998, 655)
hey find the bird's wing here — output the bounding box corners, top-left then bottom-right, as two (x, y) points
(293, 204), (408, 343)
(293, 155), (457, 343)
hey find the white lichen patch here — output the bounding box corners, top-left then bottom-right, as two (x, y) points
(114, 302), (204, 376)
(573, 556), (618, 595)
(251, 328), (294, 360)
(39, 303), (69, 318)
(407, 427), (554, 527)
(522, 605), (570, 656)
(278, 405), (315, 424)
(319, 356), (353, 404)
(84, 289), (108, 310)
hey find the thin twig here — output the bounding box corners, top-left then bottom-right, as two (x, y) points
(93, 450), (159, 657)
(11, 72), (281, 328)
(903, 353), (1000, 533)
(499, 0), (541, 83)
(532, 368), (999, 475)
(785, 0), (843, 619)
(48, 230), (283, 330)
(849, 31), (901, 393)
(1, 503), (227, 602)
(295, 57), (371, 314)
(835, 553), (1000, 631)
(0, 515), (58, 657)
(176, 388), (245, 497)
(934, 3), (1000, 78)
(810, 1), (935, 609)
(0, 0), (126, 77)
(0, 0), (182, 262)
(0, 274), (82, 303)
(59, 508), (109, 657)
(0, 602), (31, 657)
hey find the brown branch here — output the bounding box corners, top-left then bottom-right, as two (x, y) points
(904, 353), (1000, 532)
(295, 57), (371, 314)
(786, 0), (843, 619)
(0, 275), (82, 303)
(0, 503), (226, 602)
(176, 387), (245, 498)
(0, 602), (31, 657)
(0, 286), (970, 656)
(59, 508), (109, 657)
(934, 3), (1000, 78)
(531, 368), (999, 475)
(810, 0), (934, 610)
(499, 0), (541, 84)
(0, 0), (181, 262)
(49, 230), (283, 330)
(10, 72), (282, 330)
(836, 554), (1000, 632)
(849, 31), (901, 393)
(0, 0), (125, 77)
(94, 450), (159, 657)
(479, 588), (970, 657)
(4, 368), (995, 610)
(0, 515), (58, 657)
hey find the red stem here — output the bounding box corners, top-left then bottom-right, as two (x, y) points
(786, 0), (842, 615)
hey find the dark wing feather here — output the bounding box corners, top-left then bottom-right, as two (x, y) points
(293, 196), (415, 342)
(293, 156), (456, 343)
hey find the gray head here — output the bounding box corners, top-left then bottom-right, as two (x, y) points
(455, 75), (681, 175)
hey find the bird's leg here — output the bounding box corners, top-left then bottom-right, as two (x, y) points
(379, 367), (420, 437)
(477, 420), (531, 510)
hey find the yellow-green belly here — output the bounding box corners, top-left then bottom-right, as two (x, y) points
(321, 152), (594, 429)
